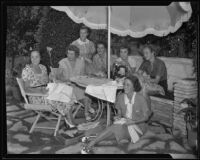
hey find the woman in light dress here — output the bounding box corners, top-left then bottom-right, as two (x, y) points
(22, 50), (75, 126)
(51, 45), (95, 122)
(71, 26), (96, 75)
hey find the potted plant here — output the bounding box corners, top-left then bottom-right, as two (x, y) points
(179, 98), (197, 150)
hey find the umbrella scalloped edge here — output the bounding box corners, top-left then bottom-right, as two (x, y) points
(51, 3), (192, 37)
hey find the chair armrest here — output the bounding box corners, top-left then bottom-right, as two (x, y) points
(26, 92), (48, 97)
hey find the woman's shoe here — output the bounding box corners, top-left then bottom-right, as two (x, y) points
(88, 107), (95, 114)
(81, 146), (92, 154)
(81, 136), (89, 143)
(64, 118), (76, 128)
(85, 115), (92, 121)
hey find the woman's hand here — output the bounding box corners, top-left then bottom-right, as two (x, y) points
(38, 75), (48, 85)
(66, 81), (72, 86)
(125, 119), (135, 125)
(85, 57), (92, 64)
(49, 72), (58, 83)
(95, 71), (106, 78)
(41, 87), (49, 94)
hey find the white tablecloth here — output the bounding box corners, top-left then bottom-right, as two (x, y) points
(85, 83), (118, 103)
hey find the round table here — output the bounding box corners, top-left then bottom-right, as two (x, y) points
(70, 76), (123, 127)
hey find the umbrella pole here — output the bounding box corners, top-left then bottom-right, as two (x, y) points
(107, 6), (111, 79)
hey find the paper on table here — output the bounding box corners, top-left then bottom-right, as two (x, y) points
(46, 83), (76, 103)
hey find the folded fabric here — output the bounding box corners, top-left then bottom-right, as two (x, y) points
(85, 84), (118, 103)
(46, 83), (76, 103)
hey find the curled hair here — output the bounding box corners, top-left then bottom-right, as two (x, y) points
(30, 50), (40, 57)
(125, 75), (142, 92)
(96, 41), (107, 49)
(80, 25), (90, 34)
(66, 45), (80, 58)
(142, 44), (158, 56)
(119, 44), (131, 56)
(28, 50), (41, 64)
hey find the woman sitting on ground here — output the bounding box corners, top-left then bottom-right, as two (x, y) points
(50, 45), (95, 122)
(81, 75), (151, 154)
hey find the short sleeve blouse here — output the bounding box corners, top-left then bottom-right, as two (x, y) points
(21, 64), (48, 87)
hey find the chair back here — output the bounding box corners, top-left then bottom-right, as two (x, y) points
(16, 78), (29, 104)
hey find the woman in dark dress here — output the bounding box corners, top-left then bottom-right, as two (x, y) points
(138, 44), (168, 96)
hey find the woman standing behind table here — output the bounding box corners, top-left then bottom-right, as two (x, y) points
(71, 26), (96, 75)
(52, 45), (95, 122)
(81, 75), (151, 154)
(92, 41), (117, 77)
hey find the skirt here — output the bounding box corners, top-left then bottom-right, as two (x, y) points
(28, 96), (72, 115)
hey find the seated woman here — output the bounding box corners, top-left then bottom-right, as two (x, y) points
(92, 41), (117, 77)
(22, 50), (77, 127)
(22, 50), (49, 94)
(138, 44), (168, 96)
(51, 45), (95, 122)
(113, 45), (137, 78)
(57, 45), (85, 83)
(81, 75), (151, 154)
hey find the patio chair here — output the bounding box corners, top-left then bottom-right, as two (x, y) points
(16, 78), (83, 136)
(49, 67), (85, 118)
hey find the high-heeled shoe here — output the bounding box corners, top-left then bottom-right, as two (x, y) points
(81, 136), (89, 143)
(81, 135), (97, 143)
(81, 146), (92, 154)
(86, 115), (92, 121)
(88, 107), (95, 114)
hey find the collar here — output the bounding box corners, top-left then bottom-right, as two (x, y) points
(77, 38), (89, 45)
(124, 92), (136, 105)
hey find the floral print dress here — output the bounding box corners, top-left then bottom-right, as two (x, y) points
(21, 64), (72, 115)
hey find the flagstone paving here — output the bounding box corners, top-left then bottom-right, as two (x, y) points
(6, 97), (197, 158)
